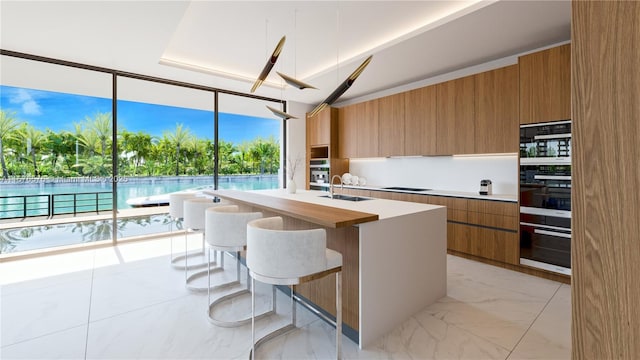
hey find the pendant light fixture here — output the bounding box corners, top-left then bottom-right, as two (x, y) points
(276, 9), (317, 90)
(251, 35), (286, 93)
(266, 105), (297, 120)
(308, 54), (373, 118)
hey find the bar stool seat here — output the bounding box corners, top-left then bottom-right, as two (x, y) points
(205, 205), (276, 327)
(247, 216), (343, 359)
(183, 197), (228, 291)
(168, 192), (198, 269)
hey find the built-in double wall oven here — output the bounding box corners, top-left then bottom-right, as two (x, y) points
(519, 120), (572, 275)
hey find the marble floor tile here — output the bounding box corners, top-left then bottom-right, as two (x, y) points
(0, 324), (87, 359)
(0, 249), (95, 289)
(88, 257), (191, 321)
(426, 274), (561, 350)
(447, 255), (561, 300)
(1, 277), (92, 346)
(508, 284), (571, 360)
(1, 238), (572, 359)
(372, 311), (511, 360)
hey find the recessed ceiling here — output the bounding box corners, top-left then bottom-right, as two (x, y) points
(0, 1), (571, 107)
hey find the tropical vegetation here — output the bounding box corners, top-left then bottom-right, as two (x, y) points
(0, 109), (280, 179)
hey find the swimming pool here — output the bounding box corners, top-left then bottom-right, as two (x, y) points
(0, 175), (279, 218)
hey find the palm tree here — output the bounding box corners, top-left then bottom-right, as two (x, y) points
(0, 110), (22, 179)
(86, 112), (111, 158)
(20, 124), (46, 176)
(164, 123), (192, 176)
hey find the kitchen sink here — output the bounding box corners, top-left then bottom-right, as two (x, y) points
(382, 186), (431, 192)
(319, 194), (372, 202)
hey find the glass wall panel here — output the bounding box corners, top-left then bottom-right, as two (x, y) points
(0, 56), (113, 253)
(115, 77), (215, 240)
(217, 93), (283, 190)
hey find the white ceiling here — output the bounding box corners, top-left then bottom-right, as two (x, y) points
(0, 0), (571, 107)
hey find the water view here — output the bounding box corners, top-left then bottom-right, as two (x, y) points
(0, 83), (283, 254)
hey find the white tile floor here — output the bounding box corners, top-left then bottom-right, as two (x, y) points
(0, 234), (571, 359)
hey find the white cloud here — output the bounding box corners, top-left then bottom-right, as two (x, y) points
(9, 89), (42, 115)
(22, 100), (42, 115)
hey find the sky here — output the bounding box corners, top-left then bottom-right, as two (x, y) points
(0, 85), (280, 144)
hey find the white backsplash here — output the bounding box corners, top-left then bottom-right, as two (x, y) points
(348, 155), (518, 195)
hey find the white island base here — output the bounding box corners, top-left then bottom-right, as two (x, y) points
(358, 209), (447, 347)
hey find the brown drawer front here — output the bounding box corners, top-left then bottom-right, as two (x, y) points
(449, 209), (468, 223)
(470, 227), (519, 265)
(448, 222), (470, 253)
(467, 199), (517, 216)
(449, 223), (519, 265)
(467, 212), (518, 231)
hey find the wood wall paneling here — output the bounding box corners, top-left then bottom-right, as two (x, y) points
(378, 92), (405, 156)
(519, 44), (571, 124)
(404, 85), (437, 155)
(436, 76), (475, 155)
(572, 1), (640, 358)
(474, 64), (519, 153)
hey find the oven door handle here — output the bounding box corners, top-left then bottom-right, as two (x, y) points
(533, 175), (571, 181)
(534, 133), (572, 140)
(534, 228), (572, 239)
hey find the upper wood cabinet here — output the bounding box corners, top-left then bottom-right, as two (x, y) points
(338, 100), (379, 158)
(436, 75), (475, 155)
(338, 105), (358, 159)
(378, 92), (405, 157)
(519, 44), (571, 124)
(307, 107), (334, 146)
(404, 85), (437, 156)
(358, 99), (379, 158)
(474, 65), (519, 153)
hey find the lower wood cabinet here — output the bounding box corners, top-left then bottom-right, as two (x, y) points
(364, 190), (519, 265)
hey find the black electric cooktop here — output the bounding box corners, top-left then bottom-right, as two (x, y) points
(382, 187), (431, 192)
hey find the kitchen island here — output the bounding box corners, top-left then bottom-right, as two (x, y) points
(203, 189), (447, 348)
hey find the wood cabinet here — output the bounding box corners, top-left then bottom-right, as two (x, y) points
(519, 44), (571, 124)
(338, 100), (379, 158)
(358, 99), (379, 158)
(404, 85), (437, 156)
(305, 107), (348, 190)
(338, 105), (358, 158)
(364, 190), (519, 265)
(378, 92), (405, 157)
(436, 75), (475, 155)
(307, 106), (333, 146)
(474, 65), (519, 153)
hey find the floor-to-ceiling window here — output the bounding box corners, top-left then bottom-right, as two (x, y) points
(217, 93), (282, 191)
(0, 51), (285, 255)
(0, 56), (114, 253)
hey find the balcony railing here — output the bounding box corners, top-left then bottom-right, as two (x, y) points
(0, 192), (113, 219)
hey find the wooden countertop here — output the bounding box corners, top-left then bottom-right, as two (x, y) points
(204, 189), (379, 228)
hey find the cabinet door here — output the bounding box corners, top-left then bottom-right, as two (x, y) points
(436, 76), (475, 155)
(519, 44), (571, 124)
(338, 105), (358, 158)
(475, 65), (519, 153)
(357, 99), (379, 158)
(404, 85), (437, 155)
(378, 93), (405, 156)
(307, 107), (331, 146)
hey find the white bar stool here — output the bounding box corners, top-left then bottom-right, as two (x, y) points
(247, 216), (343, 360)
(205, 205), (275, 327)
(183, 197), (228, 291)
(168, 192), (197, 269)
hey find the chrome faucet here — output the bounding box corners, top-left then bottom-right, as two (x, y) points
(330, 175), (343, 199)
